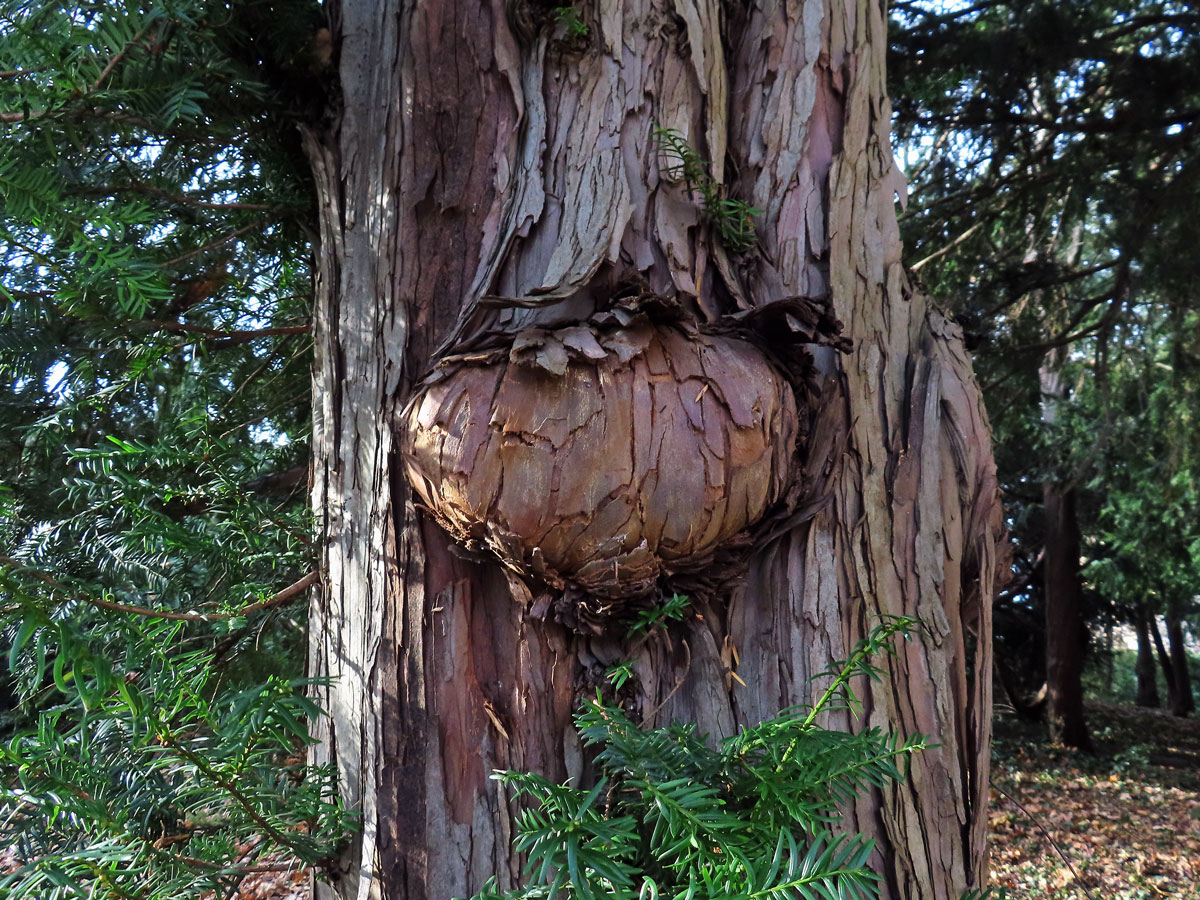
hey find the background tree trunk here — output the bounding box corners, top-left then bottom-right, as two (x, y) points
(1041, 484), (1092, 750)
(1165, 603), (1194, 717)
(1103, 621), (1114, 697)
(1038, 349), (1091, 752)
(1150, 612), (1179, 706)
(303, 3), (1007, 900)
(1135, 609), (1161, 709)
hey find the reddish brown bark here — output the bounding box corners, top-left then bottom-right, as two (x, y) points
(304, 3), (1007, 900)
(400, 313), (810, 620)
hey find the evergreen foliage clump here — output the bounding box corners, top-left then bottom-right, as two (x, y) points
(0, 0), (353, 895)
(469, 619), (933, 900)
(889, 1), (1200, 707)
(0, 616), (353, 900)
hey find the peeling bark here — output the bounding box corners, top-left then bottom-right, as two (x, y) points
(401, 314), (800, 620)
(305, 3), (1007, 900)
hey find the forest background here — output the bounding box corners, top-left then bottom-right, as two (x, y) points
(0, 1), (1197, 899)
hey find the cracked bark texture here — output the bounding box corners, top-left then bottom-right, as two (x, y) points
(304, 3), (1006, 900)
(400, 314), (799, 616)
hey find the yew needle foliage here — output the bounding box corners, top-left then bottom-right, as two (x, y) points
(652, 127), (761, 254)
(0, 0), (352, 896)
(471, 619), (933, 900)
(0, 619), (352, 900)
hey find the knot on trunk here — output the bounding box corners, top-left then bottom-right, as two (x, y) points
(400, 295), (845, 631)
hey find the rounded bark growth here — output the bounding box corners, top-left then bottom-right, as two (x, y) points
(401, 312), (798, 614)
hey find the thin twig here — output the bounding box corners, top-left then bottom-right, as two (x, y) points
(162, 221), (266, 266)
(148, 835), (295, 875)
(165, 855), (295, 875)
(79, 181), (276, 211)
(642, 639), (692, 722)
(0, 556), (319, 622)
(92, 22), (153, 91)
(88, 570), (320, 621)
(148, 321), (311, 339)
(217, 388), (310, 440)
(156, 732), (312, 857)
(0, 108), (46, 123)
(910, 221), (983, 272)
(991, 780), (1100, 900)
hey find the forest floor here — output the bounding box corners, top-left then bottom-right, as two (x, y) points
(989, 700), (1200, 899)
(211, 699), (1200, 900)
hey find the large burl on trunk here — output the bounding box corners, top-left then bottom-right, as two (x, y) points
(399, 297), (847, 627)
(402, 316), (797, 614)
(303, 3), (1008, 900)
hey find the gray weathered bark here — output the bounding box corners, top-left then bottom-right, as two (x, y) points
(303, 3), (1007, 899)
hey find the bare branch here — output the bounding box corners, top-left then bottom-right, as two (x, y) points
(910, 221), (984, 272)
(92, 22), (153, 92)
(77, 181), (277, 212)
(86, 570), (320, 621)
(0, 108), (47, 123)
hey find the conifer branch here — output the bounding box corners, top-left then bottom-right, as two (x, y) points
(80, 182), (277, 211)
(162, 221), (267, 265)
(155, 730), (314, 858)
(0, 557), (319, 621)
(91, 22), (153, 91)
(149, 321), (311, 340)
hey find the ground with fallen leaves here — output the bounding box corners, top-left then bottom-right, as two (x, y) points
(989, 700), (1200, 899)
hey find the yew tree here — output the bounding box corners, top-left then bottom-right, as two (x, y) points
(303, 3), (1005, 900)
(891, 0), (1200, 740)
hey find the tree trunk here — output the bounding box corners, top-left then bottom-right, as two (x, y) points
(1165, 604), (1194, 717)
(1135, 609), (1161, 709)
(1040, 483), (1092, 750)
(1150, 612), (1178, 705)
(1037, 351), (1090, 752)
(1103, 620), (1114, 697)
(303, 3), (1006, 900)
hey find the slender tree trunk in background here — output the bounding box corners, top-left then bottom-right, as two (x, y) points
(1150, 612), (1179, 706)
(1103, 621), (1114, 696)
(1165, 604), (1194, 717)
(1040, 484), (1092, 750)
(303, 3), (1006, 899)
(1135, 610), (1160, 709)
(1039, 354), (1091, 752)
